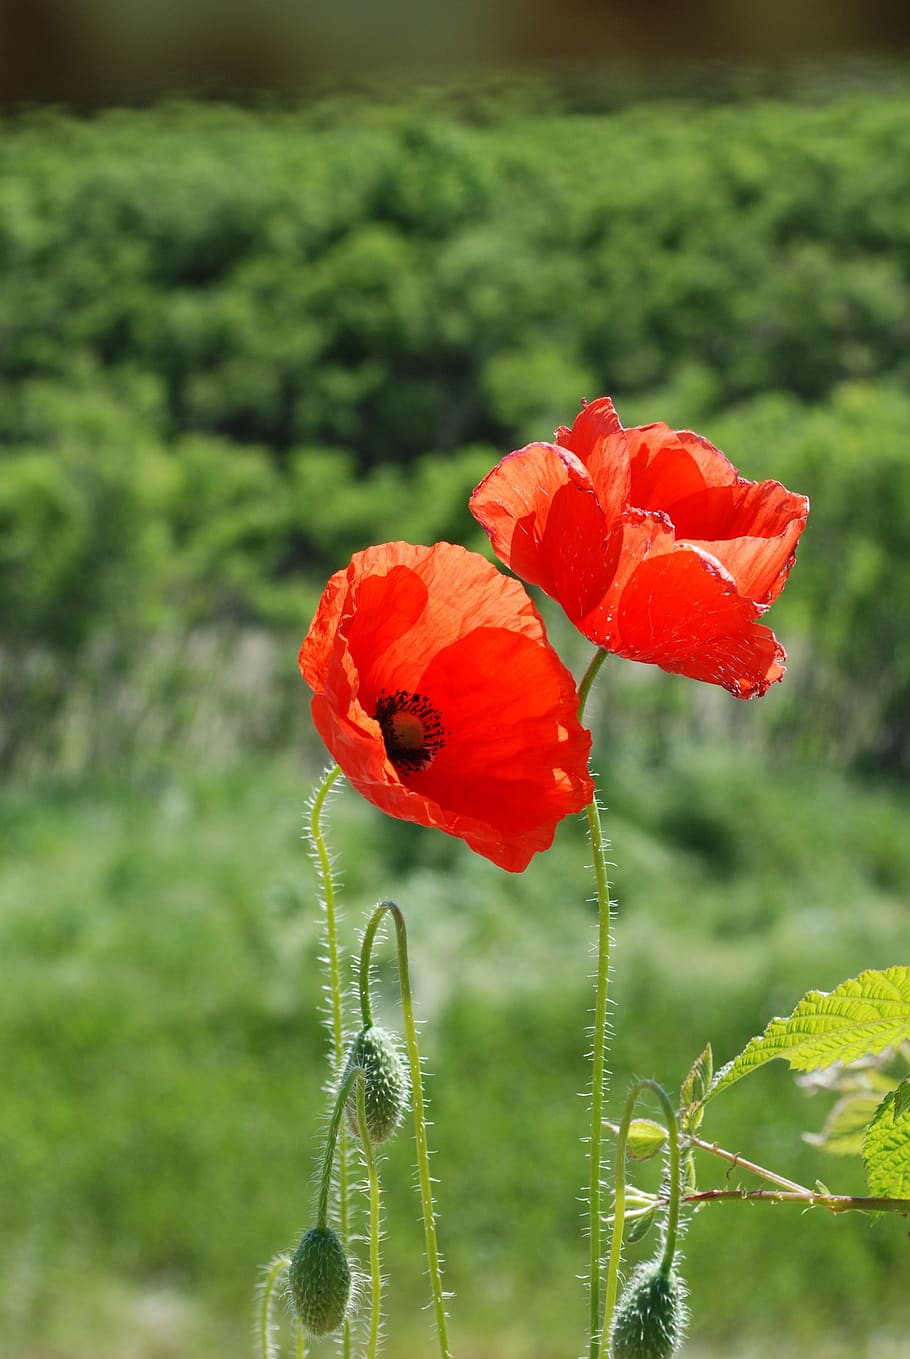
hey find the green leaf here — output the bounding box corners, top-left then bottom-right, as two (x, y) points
(626, 1118), (668, 1161)
(707, 967), (910, 1102)
(625, 1204), (659, 1244)
(864, 1079), (910, 1197)
(804, 1092), (886, 1157)
(680, 1043), (713, 1132)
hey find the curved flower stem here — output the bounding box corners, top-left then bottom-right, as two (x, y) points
(363, 900), (453, 1359)
(258, 1254), (291, 1359)
(316, 1064), (362, 1229)
(356, 1078), (383, 1359)
(601, 1080), (680, 1356)
(577, 648), (613, 1359)
(307, 763), (351, 1357)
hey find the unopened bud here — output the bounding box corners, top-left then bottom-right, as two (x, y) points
(288, 1225), (351, 1336)
(610, 1258), (688, 1359)
(345, 1024), (408, 1144)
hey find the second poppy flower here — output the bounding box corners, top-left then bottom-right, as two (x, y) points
(469, 397), (809, 698)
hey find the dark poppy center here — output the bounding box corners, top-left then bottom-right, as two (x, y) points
(374, 689), (446, 775)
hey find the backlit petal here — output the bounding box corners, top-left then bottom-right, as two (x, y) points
(299, 541), (594, 871)
(555, 395), (631, 527)
(612, 544), (786, 697)
(470, 443), (614, 619)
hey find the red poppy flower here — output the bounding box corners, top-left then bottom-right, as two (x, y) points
(470, 397), (809, 698)
(299, 541), (594, 872)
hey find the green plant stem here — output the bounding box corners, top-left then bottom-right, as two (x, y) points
(317, 1064), (362, 1228)
(577, 648), (613, 1359)
(585, 795), (612, 1359)
(685, 1133), (810, 1193)
(356, 1079), (383, 1359)
(307, 763), (351, 1358)
(601, 1081), (680, 1356)
(259, 1254), (291, 1359)
(578, 647), (609, 718)
(309, 763), (346, 1064)
(683, 1187), (910, 1214)
(358, 906), (385, 1028)
(364, 901), (453, 1359)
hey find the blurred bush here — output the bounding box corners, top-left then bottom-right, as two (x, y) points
(2, 87), (910, 772)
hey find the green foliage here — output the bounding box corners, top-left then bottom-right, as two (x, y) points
(4, 88), (910, 770)
(3, 750), (910, 1357)
(864, 1080), (910, 1198)
(806, 1091), (892, 1158)
(708, 967), (910, 1099)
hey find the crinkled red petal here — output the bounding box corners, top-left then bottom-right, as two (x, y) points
(299, 541), (594, 872)
(610, 544), (786, 698)
(470, 443), (615, 619)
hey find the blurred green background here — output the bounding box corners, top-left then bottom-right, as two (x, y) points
(2, 66), (910, 1359)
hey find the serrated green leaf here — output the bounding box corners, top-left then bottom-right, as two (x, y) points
(864, 1079), (910, 1197)
(680, 1044), (713, 1132)
(626, 1118), (668, 1161)
(707, 967), (910, 1102)
(804, 1092), (885, 1157)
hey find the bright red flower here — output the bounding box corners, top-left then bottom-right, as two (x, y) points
(299, 541), (594, 872)
(470, 397), (809, 698)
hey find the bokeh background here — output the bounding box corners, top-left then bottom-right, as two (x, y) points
(3, 5), (910, 1358)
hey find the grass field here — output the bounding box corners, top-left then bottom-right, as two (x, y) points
(3, 733), (908, 1358)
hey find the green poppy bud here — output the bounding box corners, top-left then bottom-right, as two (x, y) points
(288, 1225), (351, 1336)
(610, 1258), (688, 1359)
(344, 1024), (408, 1144)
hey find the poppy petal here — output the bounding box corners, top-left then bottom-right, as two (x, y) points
(470, 443), (615, 619)
(668, 481), (810, 605)
(555, 395), (631, 527)
(612, 544), (786, 698)
(626, 423), (740, 507)
(299, 541), (594, 871)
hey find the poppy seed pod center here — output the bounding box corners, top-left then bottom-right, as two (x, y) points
(375, 689), (446, 774)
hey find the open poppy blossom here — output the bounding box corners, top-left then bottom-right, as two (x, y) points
(470, 397), (809, 698)
(299, 541), (594, 872)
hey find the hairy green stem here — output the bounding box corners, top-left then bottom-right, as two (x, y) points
(364, 901), (453, 1359)
(578, 647), (609, 719)
(684, 1188), (910, 1215)
(356, 1079), (383, 1359)
(258, 1254), (291, 1359)
(685, 1133), (810, 1193)
(307, 763), (351, 1358)
(578, 648), (613, 1359)
(317, 1064), (362, 1229)
(601, 1081), (680, 1355)
(585, 795), (613, 1359)
(309, 764), (346, 1064)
